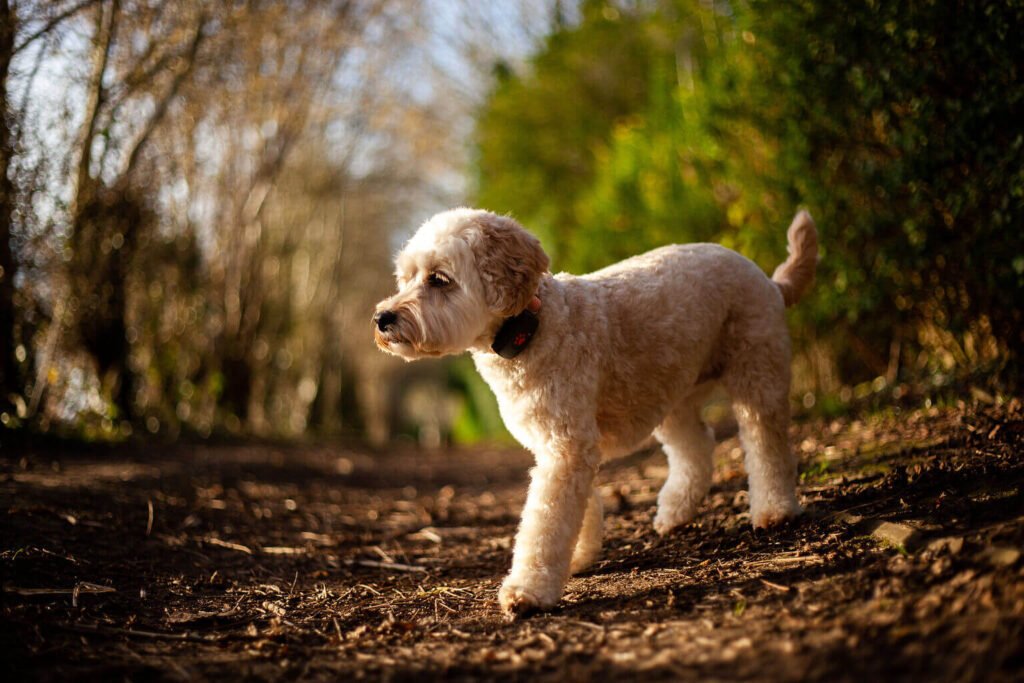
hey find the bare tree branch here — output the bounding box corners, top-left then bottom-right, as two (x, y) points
(12, 0), (104, 56)
(74, 0), (116, 209)
(118, 10), (206, 181)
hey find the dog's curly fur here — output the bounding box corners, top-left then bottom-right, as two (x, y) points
(374, 208), (818, 617)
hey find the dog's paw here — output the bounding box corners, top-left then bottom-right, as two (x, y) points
(750, 500), (803, 529)
(569, 549), (600, 575)
(498, 580), (558, 620)
(653, 511), (687, 536)
(653, 494), (699, 535)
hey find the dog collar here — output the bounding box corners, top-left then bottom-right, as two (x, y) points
(491, 305), (539, 359)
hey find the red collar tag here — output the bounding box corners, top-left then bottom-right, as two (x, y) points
(491, 309), (539, 359)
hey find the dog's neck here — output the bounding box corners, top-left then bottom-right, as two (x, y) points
(491, 294), (542, 359)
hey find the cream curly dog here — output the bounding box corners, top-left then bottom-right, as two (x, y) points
(373, 208), (817, 617)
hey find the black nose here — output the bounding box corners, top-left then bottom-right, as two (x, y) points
(374, 310), (398, 331)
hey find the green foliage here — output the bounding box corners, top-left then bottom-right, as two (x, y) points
(475, 1), (669, 264)
(475, 0), (1024, 390)
(800, 460), (832, 483)
(448, 356), (512, 444)
(754, 0), (1024, 375)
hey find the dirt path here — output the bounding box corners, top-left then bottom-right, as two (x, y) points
(2, 400), (1023, 681)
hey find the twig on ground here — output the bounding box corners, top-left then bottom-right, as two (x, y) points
(5, 582), (115, 599)
(262, 546), (306, 555)
(201, 537), (252, 554)
(747, 555), (823, 567)
(760, 578), (791, 592)
(58, 622), (254, 643)
(345, 559), (426, 573)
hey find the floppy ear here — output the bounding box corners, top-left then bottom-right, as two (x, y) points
(473, 213), (550, 317)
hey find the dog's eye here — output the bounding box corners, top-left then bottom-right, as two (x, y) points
(427, 272), (451, 288)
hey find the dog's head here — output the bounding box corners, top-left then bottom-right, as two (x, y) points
(373, 209), (550, 360)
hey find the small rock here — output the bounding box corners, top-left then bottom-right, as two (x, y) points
(977, 546), (1020, 568)
(836, 512), (864, 526)
(927, 536), (964, 555)
(872, 521), (920, 550)
(408, 527), (443, 543)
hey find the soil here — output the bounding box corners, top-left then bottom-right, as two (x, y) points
(2, 399), (1023, 681)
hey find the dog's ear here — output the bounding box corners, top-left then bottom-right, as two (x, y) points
(473, 213), (550, 317)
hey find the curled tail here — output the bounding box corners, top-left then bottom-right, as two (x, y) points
(772, 210), (818, 307)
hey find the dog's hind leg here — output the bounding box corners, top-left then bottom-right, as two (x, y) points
(652, 402), (716, 535)
(569, 488), (603, 574)
(722, 337), (802, 528)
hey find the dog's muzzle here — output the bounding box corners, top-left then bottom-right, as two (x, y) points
(374, 309), (398, 332)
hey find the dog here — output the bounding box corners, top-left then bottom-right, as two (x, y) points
(373, 208), (817, 617)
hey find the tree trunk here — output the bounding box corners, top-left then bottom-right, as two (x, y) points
(74, 0), (116, 214)
(0, 0), (19, 411)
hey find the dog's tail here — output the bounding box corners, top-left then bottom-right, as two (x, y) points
(771, 210), (818, 307)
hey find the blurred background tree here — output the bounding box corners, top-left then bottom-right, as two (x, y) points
(0, 0), (1020, 444)
(0, 0), (555, 441)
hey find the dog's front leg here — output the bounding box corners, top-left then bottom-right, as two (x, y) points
(499, 447), (598, 618)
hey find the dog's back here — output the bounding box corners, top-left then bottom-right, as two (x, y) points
(531, 242), (780, 455)
(581, 209), (817, 312)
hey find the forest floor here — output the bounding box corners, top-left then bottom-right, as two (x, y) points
(2, 397), (1023, 681)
